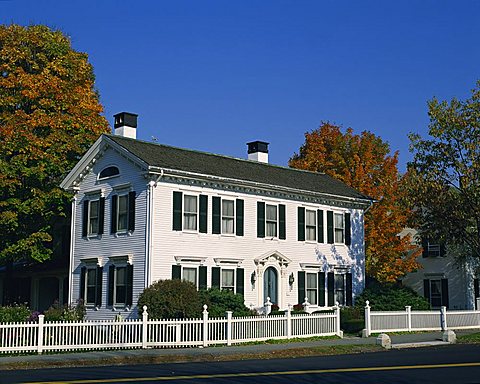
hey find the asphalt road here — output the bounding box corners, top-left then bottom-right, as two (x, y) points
(2, 344), (480, 384)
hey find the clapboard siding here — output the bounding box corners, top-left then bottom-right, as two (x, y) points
(71, 149), (147, 320)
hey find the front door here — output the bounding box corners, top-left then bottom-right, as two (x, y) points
(263, 267), (278, 304)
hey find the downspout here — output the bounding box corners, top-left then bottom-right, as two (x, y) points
(68, 191), (78, 305)
(145, 170), (164, 288)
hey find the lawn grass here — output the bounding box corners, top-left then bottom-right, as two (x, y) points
(457, 332), (480, 343)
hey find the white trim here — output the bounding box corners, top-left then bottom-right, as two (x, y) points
(174, 256), (207, 265)
(80, 257), (103, 267)
(255, 250), (291, 266)
(213, 258), (243, 266)
(109, 255), (133, 265)
(112, 182), (132, 191)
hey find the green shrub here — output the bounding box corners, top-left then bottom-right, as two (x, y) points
(43, 300), (86, 321)
(0, 304), (31, 323)
(199, 288), (254, 317)
(354, 281), (430, 311)
(340, 306), (364, 334)
(138, 279), (203, 319)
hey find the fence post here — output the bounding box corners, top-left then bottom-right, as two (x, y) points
(37, 315), (44, 355)
(364, 300), (371, 337)
(286, 304), (292, 339)
(202, 305), (209, 348)
(406, 306), (412, 332)
(264, 297), (272, 316)
(440, 306), (447, 331)
(476, 297), (480, 311)
(335, 302), (343, 338)
(226, 311), (232, 346)
(142, 306), (148, 349)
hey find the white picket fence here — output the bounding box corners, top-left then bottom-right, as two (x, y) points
(0, 305), (341, 354)
(364, 300), (480, 336)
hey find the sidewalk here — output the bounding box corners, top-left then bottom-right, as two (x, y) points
(2, 330), (473, 370)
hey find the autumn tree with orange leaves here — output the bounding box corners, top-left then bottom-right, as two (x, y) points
(290, 123), (421, 282)
(0, 25), (109, 263)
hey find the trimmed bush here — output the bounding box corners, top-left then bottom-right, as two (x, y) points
(340, 306), (364, 334)
(0, 304), (31, 323)
(354, 281), (430, 311)
(43, 300), (86, 321)
(138, 279), (203, 319)
(199, 288), (253, 317)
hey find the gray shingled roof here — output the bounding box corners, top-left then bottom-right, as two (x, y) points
(107, 135), (371, 202)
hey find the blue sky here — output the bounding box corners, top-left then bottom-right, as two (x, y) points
(1, 1), (479, 171)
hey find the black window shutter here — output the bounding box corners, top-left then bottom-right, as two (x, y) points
(199, 266), (207, 290)
(236, 268), (244, 296)
(95, 266), (103, 307)
(441, 279), (449, 308)
(327, 272), (335, 306)
(173, 192), (182, 231)
(346, 272), (353, 306)
(79, 266), (86, 300)
(82, 201), (89, 237)
(111, 195), (118, 234)
(236, 199), (244, 236)
(317, 210), (324, 243)
(422, 237), (428, 258)
(475, 278), (480, 299)
(172, 265), (181, 280)
(108, 265), (115, 306)
(279, 204), (286, 240)
(257, 202), (265, 238)
(327, 211), (334, 244)
(212, 197), (221, 234)
(128, 191), (136, 232)
(424, 279), (431, 304)
(199, 195), (208, 233)
(98, 197), (105, 235)
(298, 207), (305, 241)
(297, 271), (305, 304)
(126, 264), (133, 306)
(211, 267), (221, 288)
(344, 213), (351, 246)
(318, 272), (326, 306)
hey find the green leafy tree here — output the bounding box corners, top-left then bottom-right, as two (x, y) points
(408, 81), (480, 260)
(0, 25), (109, 263)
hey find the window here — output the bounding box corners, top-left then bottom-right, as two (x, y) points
(183, 195), (198, 231)
(421, 239), (445, 258)
(82, 197), (105, 237)
(183, 267), (197, 285)
(305, 210), (316, 241)
(326, 271), (352, 306)
(334, 213), (344, 243)
(266, 204), (277, 237)
(306, 273), (318, 304)
(222, 200), (235, 234)
(108, 262), (133, 308)
(111, 192), (136, 234)
(98, 166), (120, 180)
(172, 264), (208, 289)
(424, 278), (448, 308)
(80, 265), (102, 307)
(221, 269), (235, 291)
(173, 192), (207, 233)
(335, 274), (345, 306)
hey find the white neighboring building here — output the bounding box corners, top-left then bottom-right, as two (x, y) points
(400, 228), (480, 310)
(60, 113), (373, 320)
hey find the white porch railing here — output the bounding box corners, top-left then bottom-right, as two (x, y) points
(0, 304), (342, 354)
(364, 300), (480, 336)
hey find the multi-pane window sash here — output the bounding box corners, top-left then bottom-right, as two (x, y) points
(334, 213), (344, 243)
(89, 200), (100, 235)
(221, 269), (235, 291)
(117, 195), (128, 232)
(430, 280), (442, 308)
(115, 266), (127, 305)
(183, 195), (198, 231)
(306, 210), (316, 241)
(183, 267), (197, 287)
(306, 273), (318, 305)
(266, 204), (277, 237)
(222, 200), (235, 234)
(335, 274), (345, 306)
(86, 267), (97, 305)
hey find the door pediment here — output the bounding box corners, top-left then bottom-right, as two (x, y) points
(254, 251), (291, 267)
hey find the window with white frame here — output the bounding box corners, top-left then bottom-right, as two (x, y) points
(114, 266), (127, 305)
(222, 199), (235, 234)
(183, 267), (197, 286)
(335, 273), (346, 305)
(117, 194), (128, 232)
(334, 213), (344, 243)
(85, 267), (98, 305)
(306, 272), (318, 305)
(88, 199), (100, 235)
(221, 268), (235, 291)
(183, 195), (198, 231)
(266, 204), (277, 237)
(306, 210), (316, 241)
(429, 279), (442, 308)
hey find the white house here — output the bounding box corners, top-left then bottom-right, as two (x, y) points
(400, 228), (480, 310)
(60, 113), (373, 320)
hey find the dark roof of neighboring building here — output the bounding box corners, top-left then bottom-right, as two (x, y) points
(107, 134), (371, 202)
